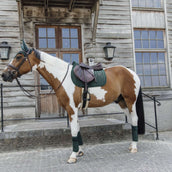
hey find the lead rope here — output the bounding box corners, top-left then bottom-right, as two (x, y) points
(16, 64), (70, 99)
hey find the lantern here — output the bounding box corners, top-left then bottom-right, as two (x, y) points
(0, 42), (11, 60)
(103, 42), (116, 60)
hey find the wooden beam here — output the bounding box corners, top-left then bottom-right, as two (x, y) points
(16, 0), (24, 43)
(92, 0), (100, 44)
(44, 0), (48, 17)
(69, 0), (75, 12)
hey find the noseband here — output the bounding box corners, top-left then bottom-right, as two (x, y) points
(8, 50), (33, 77)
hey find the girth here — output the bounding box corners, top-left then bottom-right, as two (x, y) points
(72, 62), (106, 109)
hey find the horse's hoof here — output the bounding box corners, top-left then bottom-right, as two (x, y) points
(130, 148), (137, 153)
(77, 151), (84, 157)
(129, 145), (132, 151)
(67, 158), (77, 164)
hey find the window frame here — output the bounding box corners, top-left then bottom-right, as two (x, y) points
(134, 29), (169, 88)
(35, 25), (82, 61)
(132, 0), (164, 11)
(134, 30), (165, 49)
(59, 25), (82, 51)
(35, 25), (82, 92)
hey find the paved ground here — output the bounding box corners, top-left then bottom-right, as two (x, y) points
(0, 131), (172, 172)
(3, 117), (124, 132)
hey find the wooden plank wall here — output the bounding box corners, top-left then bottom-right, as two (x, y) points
(2, 0), (172, 119)
(23, 6), (92, 46)
(0, 0), (35, 118)
(132, 11), (165, 28)
(84, 0), (134, 68)
(0, 0), (20, 58)
(0, 0), (133, 118)
(23, 6), (92, 116)
(134, 0), (172, 99)
(166, 0), (172, 75)
(23, 0), (134, 69)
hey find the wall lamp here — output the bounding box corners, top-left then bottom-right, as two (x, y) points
(0, 41), (11, 60)
(103, 42), (116, 60)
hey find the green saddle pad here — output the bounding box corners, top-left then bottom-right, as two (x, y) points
(71, 62), (106, 88)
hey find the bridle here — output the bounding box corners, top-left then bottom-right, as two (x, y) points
(7, 49), (36, 98)
(8, 49), (33, 77)
(7, 49), (70, 99)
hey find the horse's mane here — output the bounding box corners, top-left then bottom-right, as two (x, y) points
(38, 50), (68, 68)
(15, 48), (41, 60)
(33, 49), (40, 60)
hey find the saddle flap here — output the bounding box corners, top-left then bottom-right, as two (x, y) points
(73, 65), (95, 83)
(71, 62), (106, 88)
(79, 62), (103, 71)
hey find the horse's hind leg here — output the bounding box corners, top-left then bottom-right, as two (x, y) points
(129, 105), (138, 153)
(120, 102), (138, 153)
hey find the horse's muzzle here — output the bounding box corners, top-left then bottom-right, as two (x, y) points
(1, 70), (17, 82)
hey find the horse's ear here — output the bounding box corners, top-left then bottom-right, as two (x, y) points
(21, 40), (29, 52)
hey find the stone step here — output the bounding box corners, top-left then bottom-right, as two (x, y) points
(0, 117), (154, 152)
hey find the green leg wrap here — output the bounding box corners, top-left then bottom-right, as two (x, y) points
(132, 126), (138, 142)
(77, 131), (83, 146)
(72, 137), (79, 152)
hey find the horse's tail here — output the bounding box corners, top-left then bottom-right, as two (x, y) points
(136, 87), (145, 134)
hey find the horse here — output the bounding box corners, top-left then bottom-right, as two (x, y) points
(2, 41), (145, 164)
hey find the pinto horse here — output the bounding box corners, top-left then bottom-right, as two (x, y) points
(2, 41), (145, 163)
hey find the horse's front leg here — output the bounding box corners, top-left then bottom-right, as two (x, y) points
(67, 108), (84, 164)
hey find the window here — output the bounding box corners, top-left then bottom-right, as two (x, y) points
(38, 28), (56, 48)
(63, 53), (79, 63)
(132, 0), (162, 8)
(62, 28), (79, 49)
(36, 25), (82, 90)
(134, 30), (164, 49)
(134, 30), (168, 88)
(36, 26), (82, 61)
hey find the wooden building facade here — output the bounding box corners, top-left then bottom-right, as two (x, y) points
(0, 0), (172, 131)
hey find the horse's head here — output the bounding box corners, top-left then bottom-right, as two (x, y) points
(2, 41), (39, 82)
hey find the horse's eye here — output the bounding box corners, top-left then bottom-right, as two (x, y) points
(16, 56), (22, 61)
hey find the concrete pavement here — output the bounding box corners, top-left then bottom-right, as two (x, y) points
(0, 118), (132, 152)
(0, 131), (172, 172)
(0, 117), (154, 152)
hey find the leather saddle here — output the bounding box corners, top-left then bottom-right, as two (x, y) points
(73, 62), (103, 83)
(73, 62), (103, 109)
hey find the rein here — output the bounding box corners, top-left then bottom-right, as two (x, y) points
(16, 78), (37, 99)
(16, 63), (70, 99)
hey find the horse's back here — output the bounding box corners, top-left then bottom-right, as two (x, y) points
(105, 66), (139, 84)
(105, 65), (140, 89)
(104, 65), (140, 101)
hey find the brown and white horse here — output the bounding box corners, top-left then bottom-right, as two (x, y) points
(2, 41), (145, 163)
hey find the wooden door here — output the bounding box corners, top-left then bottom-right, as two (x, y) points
(35, 25), (82, 117)
(39, 63), (62, 117)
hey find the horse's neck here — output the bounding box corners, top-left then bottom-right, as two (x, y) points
(36, 51), (69, 87)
